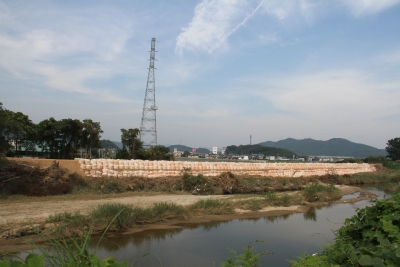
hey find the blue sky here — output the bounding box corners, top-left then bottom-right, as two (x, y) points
(1, 0), (399, 149)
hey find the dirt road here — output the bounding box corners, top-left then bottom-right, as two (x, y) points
(0, 194), (234, 230)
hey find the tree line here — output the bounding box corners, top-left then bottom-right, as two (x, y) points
(0, 103), (102, 159)
(0, 103), (173, 160)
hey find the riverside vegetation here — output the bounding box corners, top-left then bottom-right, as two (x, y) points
(1, 193), (400, 267)
(0, 159), (399, 266)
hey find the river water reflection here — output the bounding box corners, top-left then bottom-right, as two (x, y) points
(91, 188), (390, 267)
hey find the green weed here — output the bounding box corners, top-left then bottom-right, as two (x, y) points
(189, 199), (234, 215)
(220, 240), (271, 267)
(98, 181), (126, 194)
(302, 183), (341, 202)
(91, 203), (134, 230)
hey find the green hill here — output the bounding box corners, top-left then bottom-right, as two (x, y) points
(225, 144), (297, 158)
(258, 138), (386, 158)
(100, 139), (120, 150)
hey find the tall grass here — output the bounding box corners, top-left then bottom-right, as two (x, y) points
(90, 202), (186, 229)
(3, 212), (130, 267)
(302, 183), (341, 202)
(91, 203), (134, 230)
(188, 199), (234, 215)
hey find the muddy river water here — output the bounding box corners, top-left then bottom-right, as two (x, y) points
(89, 187), (390, 267)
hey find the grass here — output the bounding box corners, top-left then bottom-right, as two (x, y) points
(288, 253), (327, 267)
(233, 192), (302, 210)
(89, 202), (186, 230)
(302, 183), (341, 202)
(188, 199), (234, 215)
(2, 216), (131, 267)
(44, 193), (308, 236)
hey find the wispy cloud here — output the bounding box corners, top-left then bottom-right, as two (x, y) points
(249, 69), (400, 122)
(175, 0), (263, 54)
(176, 0), (400, 55)
(341, 0), (400, 16)
(0, 3), (135, 101)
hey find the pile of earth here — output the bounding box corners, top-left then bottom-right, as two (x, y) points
(0, 160), (85, 196)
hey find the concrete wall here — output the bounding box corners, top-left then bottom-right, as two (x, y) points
(76, 159), (376, 178)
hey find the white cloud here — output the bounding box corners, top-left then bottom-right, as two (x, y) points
(175, 0), (262, 54)
(251, 70), (400, 123)
(341, 0), (400, 16)
(0, 3), (135, 100)
(176, 0), (400, 55)
(261, 0), (296, 20)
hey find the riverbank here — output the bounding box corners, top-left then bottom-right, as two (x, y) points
(0, 185), (376, 254)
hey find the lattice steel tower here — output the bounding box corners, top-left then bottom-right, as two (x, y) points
(139, 38), (158, 148)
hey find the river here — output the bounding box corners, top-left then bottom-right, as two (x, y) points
(90, 187), (390, 267)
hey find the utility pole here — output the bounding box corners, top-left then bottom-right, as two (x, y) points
(250, 135), (252, 145)
(139, 38), (158, 148)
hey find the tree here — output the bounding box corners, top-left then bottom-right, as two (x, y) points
(139, 145), (174, 161)
(386, 137), (400, 161)
(0, 103), (10, 154)
(57, 119), (83, 159)
(3, 109), (36, 156)
(37, 117), (61, 158)
(181, 151), (190, 157)
(120, 128), (142, 159)
(81, 119), (103, 159)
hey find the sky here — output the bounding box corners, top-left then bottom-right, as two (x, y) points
(1, 0), (399, 150)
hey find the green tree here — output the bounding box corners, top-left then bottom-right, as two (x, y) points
(120, 128), (142, 159)
(181, 151), (190, 157)
(81, 119), (103, 159)
(58, 118), (83, 159)
(3, 109), (36, 156)
(139, 145), (174, 161)
(37, 117), (61, 158)
(116, 148), (130, 159)
(386, 137), (400, 161)
(0, 103), (11, 154)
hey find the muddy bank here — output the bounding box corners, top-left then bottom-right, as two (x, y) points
(0, 185), (376, 255)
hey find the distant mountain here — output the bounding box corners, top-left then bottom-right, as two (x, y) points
(226, 145), (297, 158)
(169, 145), (211, 154)
(111, 141), (123, 149)
(258, 138), (386, 158)
(100, 139), (120, 149)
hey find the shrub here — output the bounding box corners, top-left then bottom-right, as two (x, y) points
(290, 193), (400, 266)
(323, 193), (400, 266)
(220, 240), (270, 267)
(100, 181), (126, 194)
(363, 156), (386, 164)
(383, 160), (400, 170)
(181, 169), (214, 194)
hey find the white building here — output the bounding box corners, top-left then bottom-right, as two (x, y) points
(212, 147), (218, 154)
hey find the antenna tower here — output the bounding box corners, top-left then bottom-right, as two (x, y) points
(139, 38), (158, 148)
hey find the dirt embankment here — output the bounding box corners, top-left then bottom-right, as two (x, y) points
(7, 158), (84, 176)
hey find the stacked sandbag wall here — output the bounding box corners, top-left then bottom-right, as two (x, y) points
(75, 159), (376, 178)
